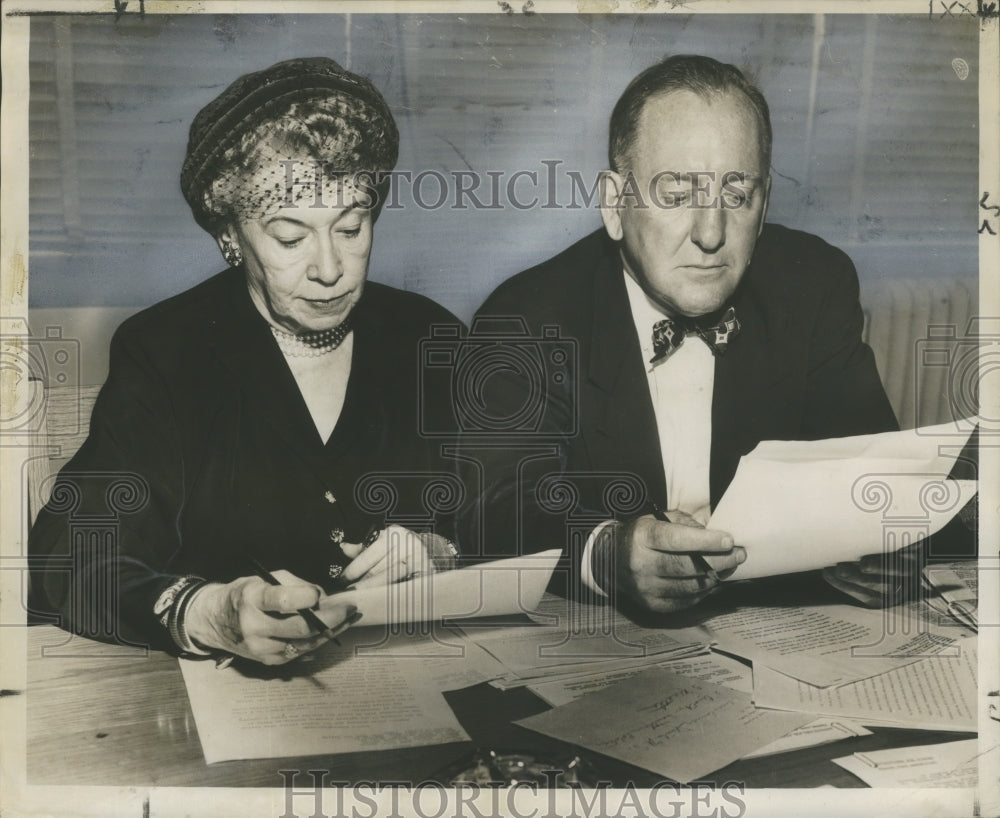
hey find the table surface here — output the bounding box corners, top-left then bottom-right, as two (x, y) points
(24, 575), (977, 789)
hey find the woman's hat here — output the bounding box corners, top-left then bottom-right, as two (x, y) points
(180, 56), (399, 232)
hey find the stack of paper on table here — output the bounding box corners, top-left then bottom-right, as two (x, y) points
(708, 421), (977, 579)
(687, 598), (976, 740)
(699, 601), (964, 687)
(457, 595), (708, 690)
(512, 596), (975, 778)
(752, 637), (977, 732)
(513, 634), (977, 782)
(923, 561), (978, 631)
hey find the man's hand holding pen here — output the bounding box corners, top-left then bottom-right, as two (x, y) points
(592, 508), (746, 614)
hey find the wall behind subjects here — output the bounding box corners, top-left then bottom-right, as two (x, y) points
(28, 13), (979, 321)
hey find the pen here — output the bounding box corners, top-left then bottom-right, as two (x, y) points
(650, 504), (721, 584)
(246, 556), (343, 646)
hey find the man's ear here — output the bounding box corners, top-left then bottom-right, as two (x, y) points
(755, 174), (773, 239)
(599, 170), (625, 241)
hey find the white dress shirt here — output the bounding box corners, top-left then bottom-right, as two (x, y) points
(580, 270), (715, 595)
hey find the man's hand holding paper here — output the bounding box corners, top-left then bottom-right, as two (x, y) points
(591, 512), (746, 613)
(706, 421), (977, 598)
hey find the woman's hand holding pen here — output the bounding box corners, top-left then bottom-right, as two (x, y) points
(184, 570), (360, 666)
(336, 525), (454, 589)
(592, 510), (746, 614)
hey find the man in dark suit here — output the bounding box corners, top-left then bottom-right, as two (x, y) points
(464, 55), (900, 614)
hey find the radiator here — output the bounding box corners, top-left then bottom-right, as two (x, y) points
(861, 277), (977, 430)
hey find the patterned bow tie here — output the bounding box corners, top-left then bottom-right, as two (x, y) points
(650, 306), (741, 364)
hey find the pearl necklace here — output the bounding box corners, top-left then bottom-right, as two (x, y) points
(270, 317), (353, 358)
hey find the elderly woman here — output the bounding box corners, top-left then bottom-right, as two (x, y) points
(29, 57), (461, 666)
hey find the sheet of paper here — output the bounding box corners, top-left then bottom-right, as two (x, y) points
(474, 625), (696, 674)
(752, 638), (977, 731)
(742, 719), (872, 759)
(526, 655), (869, 761)
(527, 652), (752, 707)
(740, 420), (977, 466)
(319, 549), (561, 627)
(496, 592), (706, 650)
(349, 625), (509, 691)
(489, 645), (707, 690)
(708, 422), (977, 580)
(515, 666), (813, 784)
(179, 631), (470, 763)
(832, 739), (982, 787)
(459, 593), (707, 687)
(701, 602), (960, 687)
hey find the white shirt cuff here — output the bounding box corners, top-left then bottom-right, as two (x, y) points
(580, 519), (616, 598)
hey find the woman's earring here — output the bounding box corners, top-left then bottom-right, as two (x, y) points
(221, 240), (243, 267)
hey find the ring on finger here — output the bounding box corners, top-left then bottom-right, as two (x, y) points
(283, 642), (300, 659)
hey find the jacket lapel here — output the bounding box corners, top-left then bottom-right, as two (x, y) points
(584, 245), (666, 508)
(710, 261), (795, 508)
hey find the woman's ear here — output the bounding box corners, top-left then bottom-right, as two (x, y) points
(214, 228), (243, 268)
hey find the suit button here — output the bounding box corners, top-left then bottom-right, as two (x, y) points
(329, 528), (345, 544)
(324, 491), (337, 504)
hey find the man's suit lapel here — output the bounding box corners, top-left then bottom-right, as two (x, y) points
(584, 249), (667, 508)
(710, 264), (795, 508)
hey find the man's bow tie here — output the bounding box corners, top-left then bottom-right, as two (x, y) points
(650, 306), (741, 364)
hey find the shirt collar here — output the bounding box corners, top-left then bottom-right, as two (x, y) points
(623, 269), (673, 364)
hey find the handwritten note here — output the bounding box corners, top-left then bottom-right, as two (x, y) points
(526, 654), (869, 760)
(516, 666), (811, 783)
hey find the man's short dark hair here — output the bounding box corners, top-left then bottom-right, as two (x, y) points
(609, 54), (772, 175)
